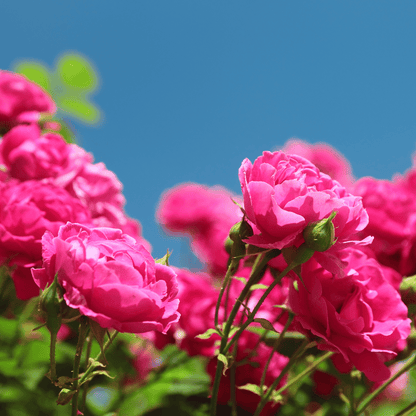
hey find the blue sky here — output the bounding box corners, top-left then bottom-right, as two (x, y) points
(2, 1), (416, 262)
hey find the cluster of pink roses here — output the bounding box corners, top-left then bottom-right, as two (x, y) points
(0, 70), (179, 335)
(157, 139), (412, 411)
(1, 69), (414, 412)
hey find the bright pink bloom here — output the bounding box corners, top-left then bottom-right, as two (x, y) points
(289, 248), (411, 382)
(32, 223), (180, 334)
(157, 183), (243, 275)
(0, 70), (55, 127)
(0, 180), (92, 299)
(281, 139), (355, 188)
(239, 151), (370, 273)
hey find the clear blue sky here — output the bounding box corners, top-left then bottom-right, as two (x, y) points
(2, 1), (416, 262)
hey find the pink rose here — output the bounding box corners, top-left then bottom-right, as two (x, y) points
(239, 151), (370, 273)
(32, 223), (180, 334)
(0, 124), (74, 181)
(0, 180), (92, 299)
(0, 70), (55, 129)
(289, 248), (411, 382)
(281, 139), (355, 188)
(352, 176), (416, 276)
(157, 183), (243, 275)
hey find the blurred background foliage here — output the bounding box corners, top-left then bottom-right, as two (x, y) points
(13, 52), (101, 143)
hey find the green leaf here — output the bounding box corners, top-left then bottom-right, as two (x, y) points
(14, 61), (51, 92)
(250, 283), (269, 291)
(217, 353), (228, 375)
(155, 250), (171, 266)
(60, 96), (100, 123)
(56, 388), (77, 405)
(195, 328), (220, 340)
(237, 383), (264, 396)
(57, 53), (98, 90)
(232, 276), (247, 284)
(253, 318), (277, 332)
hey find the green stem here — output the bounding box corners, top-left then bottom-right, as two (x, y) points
(215, 258), (239, 330)
(224, 263), (296, 353)
(356, 353), (416, 415)
(81, 335), (93, 413)
(274, 350), (332, 396)
(253, 339), (311, 416)
(49, 331), (58, 383)
(78, 330), (119, 387)
(395, 399), (416, 416)
(259, 313), (294, 394)
(71, 317), (88, 416)
(209, 250), (280, 416)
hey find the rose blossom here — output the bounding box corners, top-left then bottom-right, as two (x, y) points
(32, 223), (180, 334)
(239, 151), (370, 273)
(157, 183), (243, 275)
(0, 70), (55, 128)
(0, 124), (77, 181)
(288, 248), (411, 382)
(0, 180), (92, 299)
(281, 139), (355, 188)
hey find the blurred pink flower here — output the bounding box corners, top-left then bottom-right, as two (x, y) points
(353, 176), (416, 276)
(281, 139), (354, 187)
(157, 183), (243, 275)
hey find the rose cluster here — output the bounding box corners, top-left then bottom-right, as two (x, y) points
(0, 70), (179, 336)
(157, 138), (412, 412)
(1, 69), (414, 413)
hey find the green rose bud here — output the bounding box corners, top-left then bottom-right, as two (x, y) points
(39, 273), (62, 335)
(303, 211), (337, 252)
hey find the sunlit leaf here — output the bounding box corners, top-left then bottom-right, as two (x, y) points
(57, 53), (98, 90)
(60, 96), (100, 123)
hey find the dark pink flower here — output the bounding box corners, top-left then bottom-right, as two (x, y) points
(0, 70), (55, 128)
(289, 248), (411, 382)
(281, 139), (354, 188)
(0, 180), (92, 299)
(239, 151), (370, 274)
(157, 183), (243, 275)
(32, 223), (180, 334)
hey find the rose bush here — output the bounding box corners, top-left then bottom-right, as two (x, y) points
(32, 222), (180, 334)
